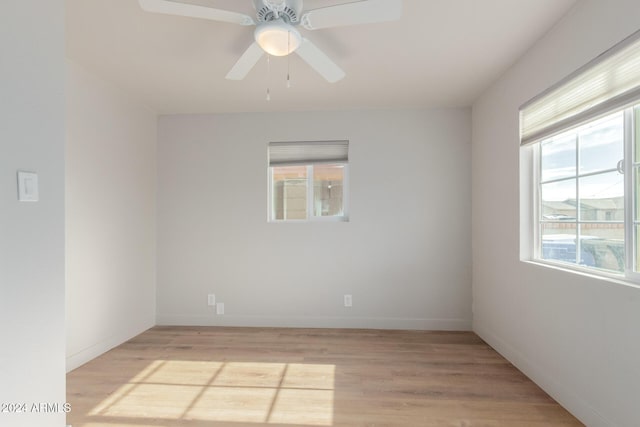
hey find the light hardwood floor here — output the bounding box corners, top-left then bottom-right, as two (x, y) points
(67, 327), (583, 427)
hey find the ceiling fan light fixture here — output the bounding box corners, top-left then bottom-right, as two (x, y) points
(254, 18), (302, 56)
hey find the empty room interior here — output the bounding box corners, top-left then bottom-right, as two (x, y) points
(2, 0), (640, 426)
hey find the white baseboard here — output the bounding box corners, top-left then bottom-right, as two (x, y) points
(66, 316), (469, 373)
(66, 323), (154, 372)
(156, 314), (471, 331)
(473, 322), (613, 427)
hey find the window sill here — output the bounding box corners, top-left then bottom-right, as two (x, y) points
(521, 259), (640, 290)
(268, 216), (349, 223)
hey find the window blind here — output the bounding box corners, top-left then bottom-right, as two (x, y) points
(520, 29), (640, 146)
(268, 140), (349, 166)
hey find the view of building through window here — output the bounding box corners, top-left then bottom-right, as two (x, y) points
(271, 164), (346, 221)
(272, 166), (307, 220)
(313, 165), (344, 217)
(539, 111), (626, 273)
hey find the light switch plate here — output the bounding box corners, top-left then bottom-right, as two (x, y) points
(344, 294), (353, 307)
(17, 171), (39, 202)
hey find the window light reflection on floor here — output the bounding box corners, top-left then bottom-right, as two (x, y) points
(87, 360), (335, 426)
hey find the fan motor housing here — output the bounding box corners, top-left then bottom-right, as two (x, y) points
(253, 0), (303, 23)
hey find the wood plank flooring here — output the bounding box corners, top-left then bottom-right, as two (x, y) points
(66, 327), (583, 427)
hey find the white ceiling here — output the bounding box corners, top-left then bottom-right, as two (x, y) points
(66, 0), (576, 114)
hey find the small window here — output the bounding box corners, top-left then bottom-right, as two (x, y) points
(268, 141), (349, 222)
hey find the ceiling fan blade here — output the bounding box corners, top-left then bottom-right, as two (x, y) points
(295, 38), (345, 83)
(301, 0), (401, 30)
(138, 0), (255, 26)
(226, 42), (265, 80)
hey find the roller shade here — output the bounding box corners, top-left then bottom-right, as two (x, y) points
(268, 140), (349, 166)
(520, 29), (640, 146)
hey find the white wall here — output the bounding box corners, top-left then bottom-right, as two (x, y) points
(0, 1), (66, 426)
(66, 61), (157, 371)
(472, 1), (640, 426)
(157, 109), (471, 330)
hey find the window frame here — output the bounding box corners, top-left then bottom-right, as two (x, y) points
(267, 162), (349, 223)
(624, 106), (640, 280)
(528, 102), (640, 282)
(520, 29), (640, 284)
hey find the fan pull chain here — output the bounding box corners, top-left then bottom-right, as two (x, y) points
(287, 31), (291, 88)
(266, 54), (271, 101)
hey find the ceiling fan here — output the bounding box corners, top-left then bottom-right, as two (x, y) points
(138, 0), (402, 83)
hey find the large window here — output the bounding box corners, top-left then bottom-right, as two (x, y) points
(268, 141), (348, 222)
(521, 30), (640, 280)
(538, 110), (629, 273)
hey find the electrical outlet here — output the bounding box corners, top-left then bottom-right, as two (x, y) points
(344, 294), (352, 307)
(207, 294), (215, 306)
(216, 302), (225, 315)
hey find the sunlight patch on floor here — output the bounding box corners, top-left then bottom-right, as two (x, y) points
(81, 424), (159, 427)
(87, 360), (335, 425)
